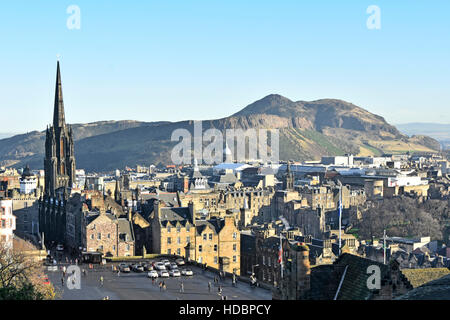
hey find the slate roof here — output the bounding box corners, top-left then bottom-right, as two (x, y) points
(195, 218), (225, 235)
(118, 218), (135, 242)
(401, 268), (450, 288)
(396, 274), (450, 300)
(159, 207), (191, 223)
(85, 212), (116, 225)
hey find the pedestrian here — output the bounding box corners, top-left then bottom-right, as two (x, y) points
(61, 277), (64, 286)
(100, 276), (104, 287)
(180, 281), (184, 293)
(218, 285), (222, 295)
(83, 269), (86, 277)
(159, 281), (163, 292)
(117, 269), (120, 277)
(162, 281), (166, 291)
(208, 281), (212, 292)
(152, 277), (155, 285)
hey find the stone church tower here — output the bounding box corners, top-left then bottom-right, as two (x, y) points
(44, 61), (76, 195)
(39, 61), (76, 245)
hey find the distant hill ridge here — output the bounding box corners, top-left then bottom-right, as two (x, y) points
(0, 94), (440, 171)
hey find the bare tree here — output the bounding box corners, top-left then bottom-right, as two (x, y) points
(0, 239), (56, 300)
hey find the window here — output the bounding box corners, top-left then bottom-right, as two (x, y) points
(209, 233), (212, 240)
(177, 248), (181, 255)
(167, 226), (171, 232)
(90, 234), (94, 240)
(214, 256), (218, 264)
(233, 244), (237, 252)
(233, 256), (237, 263)
(177, 226), (181, 233)
(112, 245), (116, 251)
(186, 236), (190, 243)
(203, 234), (207, 241)
(186, 225), (190, 232)
(167, 249), (171, 255)
(107, 233), (111, 239)
(214, 244), (218, 252)
(263, 256), (266, 265)
(199, 245), (202, 252)
(97, 233), (101, 240)
(233, 232), (237, 239)
(177, 237), (181, 244)
(167, 237), (171, 244)
(126, 244), (130, 251)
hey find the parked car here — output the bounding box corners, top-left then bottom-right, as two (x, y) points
(143, 263), (153, 271)
(175, 258), (185, 266)
(119, 263), (131, 273)
(162, 260), (171, 267)
(158, 270), (170, 278)
(133, 264), (144, 273)
(169, 263), (178, 270)
(147, 270), (158, 279)
(169, 269), (181, 277)
(181, 268), (194, 276)
(155, 262), (166, 271)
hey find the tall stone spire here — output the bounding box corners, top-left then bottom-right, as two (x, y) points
(53, 61), (66, 129)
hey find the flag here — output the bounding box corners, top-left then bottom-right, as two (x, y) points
(278, 236), (283, 265)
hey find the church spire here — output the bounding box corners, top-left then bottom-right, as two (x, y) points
(53, 61), (66, 129)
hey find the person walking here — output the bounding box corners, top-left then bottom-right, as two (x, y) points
(159, 281), (163, 292)
(163, 281), (167, 291)
(180, 281), (184, 293)
(100, 276), (104, 287)
(208, 281), (212, 293)
(82, 269), (87, 277)
(61, 276), (65, 287)
(218, 285), (222, 296)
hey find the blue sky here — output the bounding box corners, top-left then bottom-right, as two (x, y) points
(0, 0), (449, 133)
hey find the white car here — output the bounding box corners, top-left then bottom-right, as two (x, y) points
(147, 270), (158, 279)
(169, 269), (181, 277)
(119, 263), (131, 273)
(181, 269), (193, 276)
(162, 260), (171, 267)
(175, 258), (185, 266)
(158, 270), (170, 278)
(155, 262), (166, 271)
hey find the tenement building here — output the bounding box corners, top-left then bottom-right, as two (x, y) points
(39, 62), (76, 246)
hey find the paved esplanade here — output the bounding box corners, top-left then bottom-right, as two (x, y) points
(47, 262), (272, 300)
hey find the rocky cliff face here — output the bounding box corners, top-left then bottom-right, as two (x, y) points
(0, 95), (439, 171)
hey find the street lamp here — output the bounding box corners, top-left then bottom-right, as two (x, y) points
(251, 264), (259, 276)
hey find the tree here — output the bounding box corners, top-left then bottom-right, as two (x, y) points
(0, 239), (56, 300)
